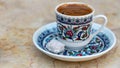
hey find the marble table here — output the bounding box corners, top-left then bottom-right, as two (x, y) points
(0, 0), (120, 68)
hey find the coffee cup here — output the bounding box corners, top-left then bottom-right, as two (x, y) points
(55, 2), (107, 50)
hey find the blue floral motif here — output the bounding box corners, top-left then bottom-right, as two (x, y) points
(37, 27), (110, 56)
(77, 31), (84, 39)
(56, 14), (93, 25)
(57, 23), (91, 41)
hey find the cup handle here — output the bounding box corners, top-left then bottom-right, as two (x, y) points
(90, 15), (108, 38)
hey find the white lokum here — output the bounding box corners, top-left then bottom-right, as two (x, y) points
(46, 39), (65, 53)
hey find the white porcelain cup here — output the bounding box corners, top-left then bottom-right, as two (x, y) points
(55, 2), (108, 50)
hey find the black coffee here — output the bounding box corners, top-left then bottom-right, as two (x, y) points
(57, 4), (92, 16)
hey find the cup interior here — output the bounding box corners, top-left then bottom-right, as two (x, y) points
(55, 2), (95, 17)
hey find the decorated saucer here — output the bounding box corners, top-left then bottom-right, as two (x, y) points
(33, 22), (116, 62)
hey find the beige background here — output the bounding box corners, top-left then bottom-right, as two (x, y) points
(0, 0), (120, 68)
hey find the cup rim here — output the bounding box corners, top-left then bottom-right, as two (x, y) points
(55, 2), (95, 18)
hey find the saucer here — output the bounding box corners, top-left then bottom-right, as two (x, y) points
(33, 22), (116, 61)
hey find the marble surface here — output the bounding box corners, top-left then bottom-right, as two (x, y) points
(0, 0), (120, 68)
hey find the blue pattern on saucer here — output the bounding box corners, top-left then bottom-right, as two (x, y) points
(37, 27), (110, 56)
